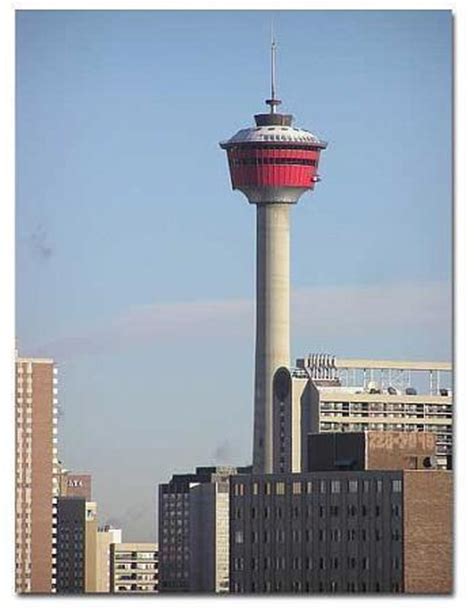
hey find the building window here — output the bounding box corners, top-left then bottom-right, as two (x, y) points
(235, 531), (244, 544)
(276, 482), (285, 495)
(362, 557), (369, 570)
(330, 505), (339, 517)
(392, 504), (401, 517)
(392, 480), (402, 493)
(330, 480), (341, 494)
(264, 483), (271, 496)
(331, 528), (341, 542)
(319, 506), (325, 518)
(292, 506), (299, 518)
(320, 480), (326, 494)
(306, 481), (313, 494)
(293, 482), (302, 495)
(292, 529), (300, 543)
(348, 480), (358, 493)
(392, 529), (400, 542)
(253, 482), (259, 495)
(376, 480), (383, 493)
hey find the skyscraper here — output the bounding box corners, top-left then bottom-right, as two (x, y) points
(15, 353), (59, 593)
(220, 41), (327, 473)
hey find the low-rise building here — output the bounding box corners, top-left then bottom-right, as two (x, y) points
(110, 543), (158, 593)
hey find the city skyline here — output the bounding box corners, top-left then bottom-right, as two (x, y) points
(16, 10), (452, 541)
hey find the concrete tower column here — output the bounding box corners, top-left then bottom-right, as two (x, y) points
(253, 203), (291, 473)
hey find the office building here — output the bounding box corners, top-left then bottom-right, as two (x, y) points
(189, 479), (231, 592)
(220, 40), (327, 473)
(158, 466), (251, 592)
(229, 432), (452, 594)
(272, 354), (452, 473)
(56, 497), (86, 593)
(110, 543), (158, 593)
(15, 354), (59, 593)
(96, 526), (122, 593)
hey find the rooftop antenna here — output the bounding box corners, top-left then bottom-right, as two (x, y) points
(266, 22), (281, 113)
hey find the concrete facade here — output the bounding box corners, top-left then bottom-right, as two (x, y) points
(273, 355), (452, 473)
(85, 502), (98, 593)
(96, 526), (122, 593)
(254, 203), (291, 473)
(158, 466), (251, 592)
(189, 480), (231, 592)
(110, 543), (158, 593)
(15, 356), (59, 593)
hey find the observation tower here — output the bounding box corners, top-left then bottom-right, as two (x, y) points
(220, 40), (327, 473)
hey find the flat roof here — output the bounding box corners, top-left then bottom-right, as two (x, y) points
(336, 359), (451, 372)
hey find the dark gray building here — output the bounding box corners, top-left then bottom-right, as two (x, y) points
(56, 497), (86, 593)
(158, 465), (251, 593)
(229, 432), (453, 594)
(229, 471), (404, 594)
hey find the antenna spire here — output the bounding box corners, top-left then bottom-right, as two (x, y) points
(266, 26), (281, 113)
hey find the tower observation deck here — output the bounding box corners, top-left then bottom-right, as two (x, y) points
(220, 40), (327, 473)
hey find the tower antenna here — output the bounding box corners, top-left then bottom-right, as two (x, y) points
(266, 23), (281, 113)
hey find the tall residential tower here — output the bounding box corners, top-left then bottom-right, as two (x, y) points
(220, 41), (327, 472)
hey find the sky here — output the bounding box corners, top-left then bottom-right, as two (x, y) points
(16, 9), (452, 541)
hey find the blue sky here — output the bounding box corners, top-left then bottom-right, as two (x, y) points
(16, 10), (452, 541)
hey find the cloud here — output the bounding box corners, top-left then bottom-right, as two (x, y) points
(34, 281), (450, 360)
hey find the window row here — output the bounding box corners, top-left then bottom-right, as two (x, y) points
(233, 479), (401, 496)
(230, 157), (315, 166)
(234, 555), (401, 571)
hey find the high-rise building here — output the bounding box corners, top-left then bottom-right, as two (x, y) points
(272, 354), (452, 473)
(189, 479), (232, 593)
(158, 466), (251, 592)
(229, 432), (452, 594)
(15, 354), (59, 593)
(110, 543), (159, 593)
(56, 497), (86, 593)
(96, 526), (122, 593)
(220, 41), (327, 474)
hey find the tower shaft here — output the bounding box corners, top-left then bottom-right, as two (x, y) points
(253, 203), (290, 473)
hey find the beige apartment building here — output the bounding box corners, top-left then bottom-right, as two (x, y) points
(110, 543), (159, 593)
(96, 526), (122, 592)
(15, 355), (59, 593)
(272, 354), (452, 474)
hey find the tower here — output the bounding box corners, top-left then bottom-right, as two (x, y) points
(220, 40), (327, 473)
